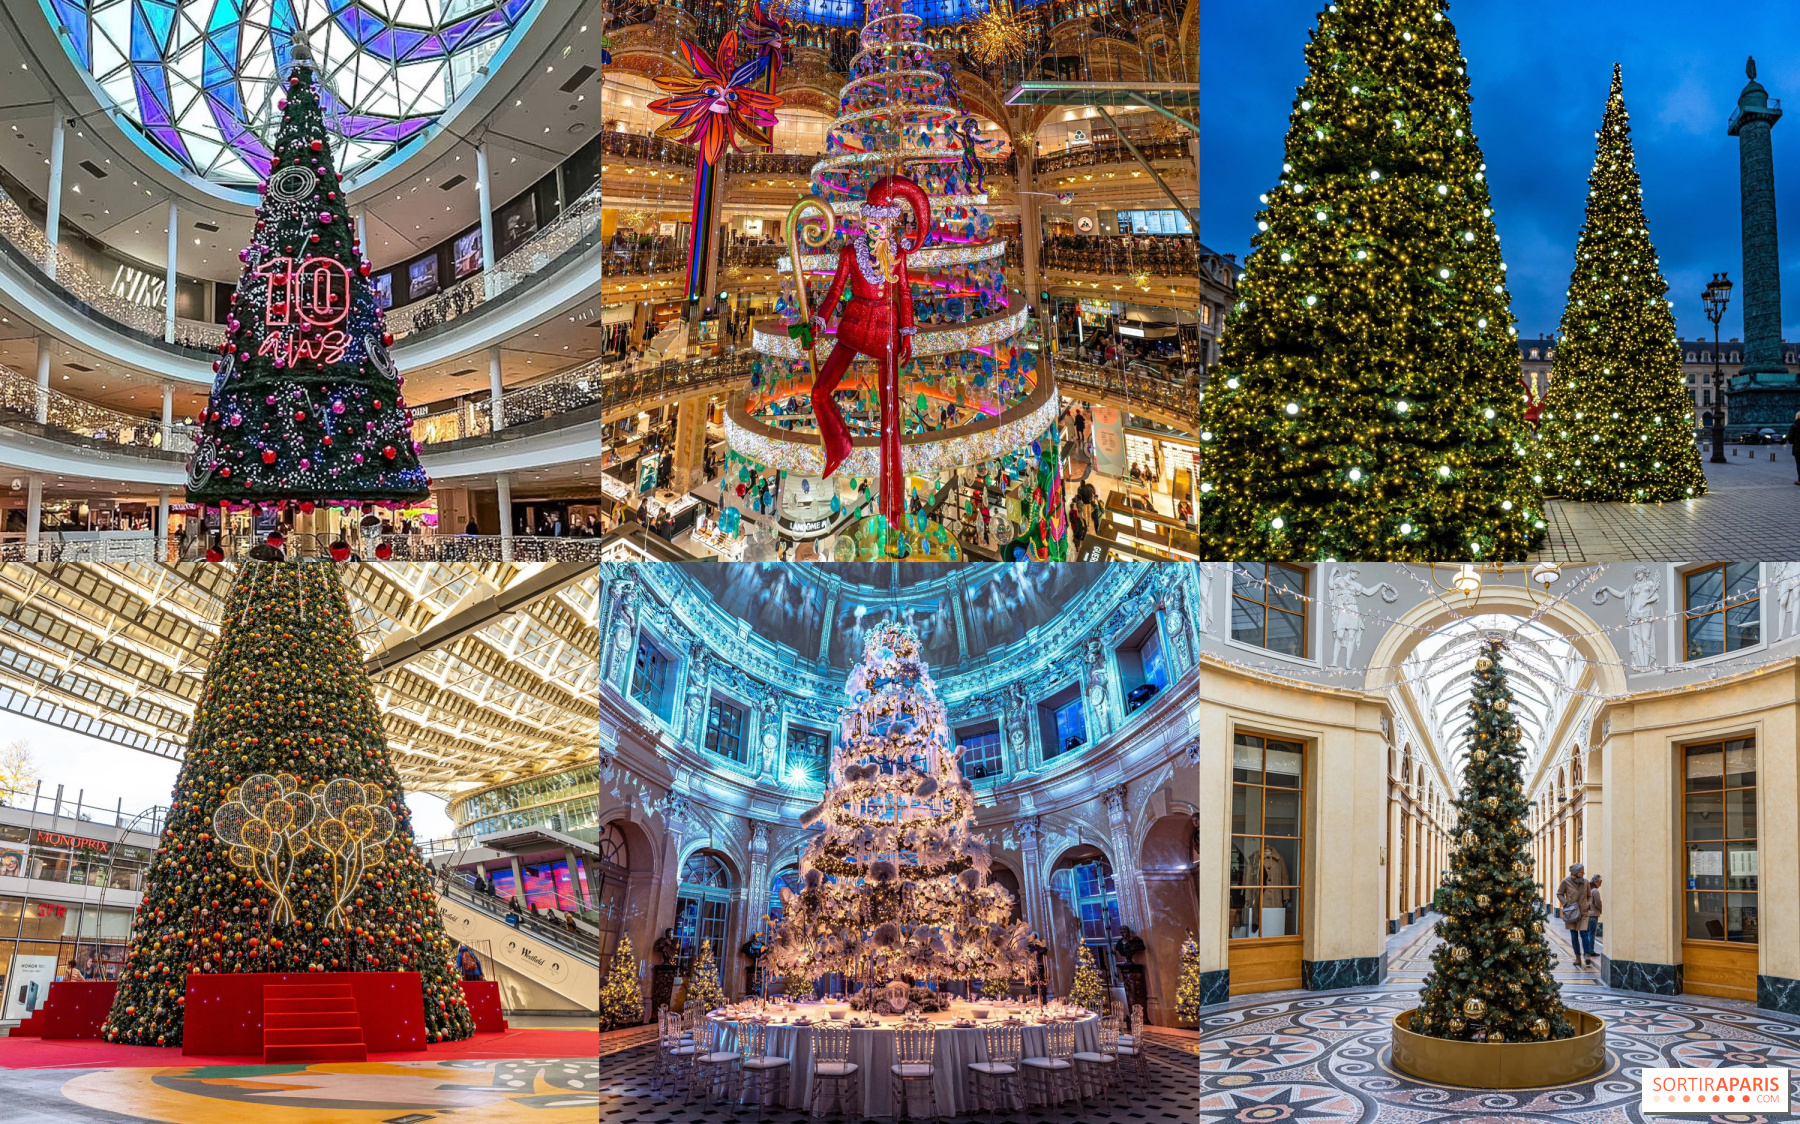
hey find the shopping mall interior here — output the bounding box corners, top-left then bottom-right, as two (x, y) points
(0, 560), (600, 1122)
(1198, 561), (1800, 1122)
(0, 0), (603, 563)
(597, 0), (1198, 565)
(599, 561), (1201, 1122)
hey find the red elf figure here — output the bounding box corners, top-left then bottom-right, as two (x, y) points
(808, 174), (931, 522)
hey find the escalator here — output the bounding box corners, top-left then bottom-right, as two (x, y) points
(435, 884), (599, 1016)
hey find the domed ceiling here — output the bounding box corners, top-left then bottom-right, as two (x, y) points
(675, 563), (1115, 670)
(45, 0), (543, 186)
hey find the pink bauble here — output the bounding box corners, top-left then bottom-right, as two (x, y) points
(266, 396), (277, 405)
(331, 401), (345, 415)
(319, 212), (333, 223)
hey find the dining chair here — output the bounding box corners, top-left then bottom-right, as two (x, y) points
(737, 1020), (792, 1119)
(808, 1024), (861, 1121)
(1070, 1021), (1120, 1104)
(654, 1007), (700, 1099)
(1019, 1020), (1078, 1107)
(965, 1023), (1022, 1120)
(1114, 1006), (1149, 1089)
(889, 1025), (939, 1120)
(687, 1017), (743, 1106)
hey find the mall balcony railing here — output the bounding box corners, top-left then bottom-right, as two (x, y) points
(601, 351), (758, 415)
(724, 152), (820, 178)
(1034, 137), (1193, 175)
(598, 129), (699, 169)
(411, 357), (603, 446)
(600, 241), (689, 278)
(720, 242), (788, 268)
(1040, 237), (1201, 277)
(0, 183), (227, 352)
(0, 780), (171, 837)
(0, 357), (196, 456)
(0, 532), (606, 564)
(1052, 355), (1197, 428)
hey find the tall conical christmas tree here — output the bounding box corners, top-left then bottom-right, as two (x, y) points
(599, 935), (643, 1030)
(1414, 638), (1574, 1042)
(1197, 0), (1545, 561)
(1538, 66), (1706, 503)
(683, 939), (728, 1014)
(1068, 941), (1106, 1013)
(103, 564), (473, 1046)
(187, 50), (428, 508)
(766, 621), (1033, 1000)
(1175, 932), (1202, 1026)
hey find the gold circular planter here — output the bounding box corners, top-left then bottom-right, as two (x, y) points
(1391, 1008), (1606, 1089)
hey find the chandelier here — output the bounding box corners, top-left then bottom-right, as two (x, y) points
(969, 0), (1035, 66)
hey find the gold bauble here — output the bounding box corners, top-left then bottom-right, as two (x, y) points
(1490, 1030), (1505, 1042)
(1472, 749), (1487, 763)
(1461, 830), (1479, 847)
(1508, 927), (1525, 942)
(1451, 945), (1470, 962)
(1475, 658), (1492, 671)
(1532, 1017), (1550, 1037)
(1532, 921), (1544, 934)
(1462, 996), (1487, 1019)
(1495, 700), (1509, 712)
(1508, 981), (1523, 993)
(1448, 1016), (1465, 1032)
(1485, 796), (1500, 809)
(1512, 861), (1526, 874)
(1476, 894), (1490, 908)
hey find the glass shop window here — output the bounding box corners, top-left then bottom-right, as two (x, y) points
(706, 696), (749, 764)
(1114, 616), (1168, 716)
(1231, 562), (1308, 658)
(956, 721), (1004, 780)
(630, 632), (676, 720)
(1037, 683), (1086, 762)
(1684, 737), (1757, 943)
(1230, 732), (1304, 940)
(1683, 564), (1760, 660)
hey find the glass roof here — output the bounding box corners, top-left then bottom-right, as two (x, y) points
(1403, 614), (1583, 782)
(45, 0), (543, 186)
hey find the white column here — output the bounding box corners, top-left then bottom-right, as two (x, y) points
(34, 336), (51, 424)
(476, 142), (497, 299)
(489, 344), (505, 432)
(45, 109), (65, 279)
(160, 384), (174, 448)
(25, 475), (42, 554)
(496, 473), (512, 561)
(156, 488), (170, 561)
(164, 201), (178, 343)
(355, 211), (367, 254)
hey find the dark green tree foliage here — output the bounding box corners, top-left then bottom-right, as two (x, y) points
(1197, 0), (1544, 561)
(104, 564), (473, 1046)
(187, 63), (428, 506)
(1538, 65), (1707, 503)
(1415, 638), (1573, 1042)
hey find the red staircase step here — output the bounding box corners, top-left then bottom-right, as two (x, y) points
(265, 984), (354, 998)
(265, 1026), (366, 1046)
(267, 996), (355, 1013)
(261, 980), (367, 1064)
(265, 1042), (368, 1063)
(266, 1009), (361, 1029)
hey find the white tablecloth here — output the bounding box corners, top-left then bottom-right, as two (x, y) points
(707, 1012), (1100, 1117)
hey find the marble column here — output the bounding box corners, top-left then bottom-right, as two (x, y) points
(743, 821), (770, 996)
(1015, 817), (1049, 957)
(1103, 784), (1144, 931)
(1731, 59), (1790, 380)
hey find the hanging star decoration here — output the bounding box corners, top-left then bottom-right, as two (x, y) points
(647, 31), (785, 166)
(970, 0), (1035, 66)
(738, 0), (791, 84)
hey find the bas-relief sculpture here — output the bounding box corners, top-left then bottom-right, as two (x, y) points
(1593, 566), (1661, 669)
(1326, 566), (1398, 669)
(1775, 560), (1800, 642)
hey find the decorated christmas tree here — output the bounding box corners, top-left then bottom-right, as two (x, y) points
(766, 621), (1033, 1007)
(784, 970), (814, 1001)
(1537, 66), (1706, 503)
(1068, 941), (1106, 1013)
(732, 0), (1064, 561)
(683, 939), (728, 1014)
(187, 46), (427, 510)
(1414, 638), (1573, 1042)
(103, 564), (472, 1046)
(599, 934), (642, 1030)
(1197, 0), (1544, 561)
(1175, 932), (1202, 1026)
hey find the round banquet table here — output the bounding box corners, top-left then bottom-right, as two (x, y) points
(705, 1006), (1101, 1117)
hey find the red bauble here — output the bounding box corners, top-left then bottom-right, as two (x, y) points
(383, 332), (394, 345)
(204, 548), (224, 563)
(329, 542), (351, 561)
(262, 450), (276, 463)
(310, 140), (323, 151)
(374, 543), (393, 560)
(382, 445), (396, 459)
(299, 501), (314, 514)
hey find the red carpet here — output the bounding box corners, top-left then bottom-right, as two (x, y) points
(0, 1028), (597, 1069)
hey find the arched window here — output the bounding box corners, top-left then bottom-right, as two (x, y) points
(675, 851), (733, 978)
(595, 823), (633, 996)
(766, 867), (802, 930)
(1072, 857), (1122, 974)
(599, 822), (628, 869)
(1731, 352), (1740, 363)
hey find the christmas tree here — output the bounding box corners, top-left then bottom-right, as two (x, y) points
(1537, 66), (1706, 503)
(1175, 932), (1202, 1026)
(599, 935), (642, 1031)
(1414, 638), (1573, 1042)
(187, 47), (427, 509)
(683, 939), (727, 1014)
(1197, 0), (1544, 561)
(738, 0), (1063, 561)
(103, 564), (472, 1046)
(766, 621), (1033, 1004)
(784, 970), (814, 1001)
(1068, 941), (1106, 1013)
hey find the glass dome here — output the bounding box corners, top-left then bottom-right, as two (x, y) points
(45, 0), (544, 186)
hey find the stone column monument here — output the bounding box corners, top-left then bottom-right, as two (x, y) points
(1729, 57), (1800, 433)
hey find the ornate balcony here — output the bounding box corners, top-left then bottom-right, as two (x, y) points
(411, 358), (603, 447)
(1040, 236), (1199, 277)
(0, 358), (195, 457)
(1035, 137), (1191, 175)
(599, 130), (699, 168)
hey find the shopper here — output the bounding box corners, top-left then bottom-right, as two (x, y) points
(1070, 507), (1088, 556)
(1789, 410), (1800, 483)
(1589, 875), (1604, 959)
(1555, 862), (1596, 968)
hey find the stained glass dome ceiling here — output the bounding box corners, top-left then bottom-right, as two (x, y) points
(44, 0), (544, 186)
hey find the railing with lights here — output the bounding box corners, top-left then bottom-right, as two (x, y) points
(600, 243), (690, 277)
(1040, 237), (1199, 277)
(600, 352), (757, 415)
(411, 358), (603, 445)
(1050, 356), (1197, 430)
(0, 358), (196, 455)
(382, 182), (604, 339)
(0, 531), (605, 563)
(723, 152), (819, 178)
(598, 129), (699, 168)
(1034, 137), (1192, 175)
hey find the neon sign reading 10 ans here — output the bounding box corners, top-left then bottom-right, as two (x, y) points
(254, 255), (352, 365)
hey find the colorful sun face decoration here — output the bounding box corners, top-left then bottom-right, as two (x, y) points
(737, 0), (791, 82)
(647, 32), (784, 167)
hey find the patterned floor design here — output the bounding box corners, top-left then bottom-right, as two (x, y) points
(1199, 913), (1800, 1123)
(600, 1024), (1199, 1123)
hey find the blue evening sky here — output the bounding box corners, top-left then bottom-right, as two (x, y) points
(1201, 0), (1800, 343)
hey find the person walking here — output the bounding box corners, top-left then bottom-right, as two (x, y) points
(1588, 875), (1604, 962)
(1070, 506), (1088, 557)
(1789, 410), (1800, 483)
(1555, 862), (1596, 969)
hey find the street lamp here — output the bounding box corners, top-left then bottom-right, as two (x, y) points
(1703, 272), (1733, 463)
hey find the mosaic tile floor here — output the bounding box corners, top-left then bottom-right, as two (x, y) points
(599, 1024), (1199, 1123)
(1198, 913), (1800, 1123)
